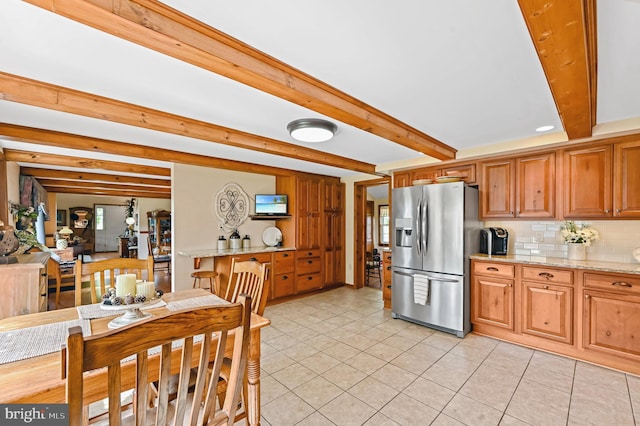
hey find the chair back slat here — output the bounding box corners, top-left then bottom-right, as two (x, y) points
(225, 259), (270, 315)
(65, 297), (251, 426)
(74, 257), (154, 306)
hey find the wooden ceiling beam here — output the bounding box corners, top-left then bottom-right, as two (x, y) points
(0, 123), (305, 177)
(22, 0), (456, 161)
(0, 72), (376, 175)
(43, 185), (170, 199)
(36, 178), (171, 194)
(20, 167), (170, 187)
(4, 149), (169, 176)
(518, 0), (596, 139)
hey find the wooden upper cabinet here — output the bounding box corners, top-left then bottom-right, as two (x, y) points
(515, 153), (555, 218)
(297, 176), (322, 249)
(323, 181), (344, 212)
(441, 163), (476, 184)
(613, 140), (640, 217)
(411, 167), (439, 182)
(393, 172), (411, 188)
(481, 159), (515, 218)
(564, 145), (612, 218)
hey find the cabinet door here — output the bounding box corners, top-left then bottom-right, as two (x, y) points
(480, 160), (515, 218)
(297, 177), (322, 249)
(613, 141), (640, 217)
(564, 145), (612, 218)
(323, 181), (344, 211)
(411, 167), (439, 182)
(393, 172), (411, 188)
(471, 276), (514, 330)
(583, 290), (640, 359)
(441, 163), (476, 184)
(516, 153), (555, 218)
(522, 282), (572, 344)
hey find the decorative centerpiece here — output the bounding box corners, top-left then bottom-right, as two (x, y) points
(561, 221), (599, 261)
(100, 278), (163, 329)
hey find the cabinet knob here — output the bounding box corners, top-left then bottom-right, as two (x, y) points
(282, 275), (288, 280)
(487, 267), (499, 272)
(616, 209), (621, 213)
(543, 285), (549, 290)
(538, 272), (554, 279)
(307, 276), (313, 280)
(283, 253), (289, 257)
(308, 252), (313, 256)
(510, 211), (514, 215)
(307, 260), (313, 264)
(585, 294), (590, 299)
(507, 283), (513, 287)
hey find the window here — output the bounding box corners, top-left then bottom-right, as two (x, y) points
(378, 204), (389, 246)
(95, 207), (104, 231)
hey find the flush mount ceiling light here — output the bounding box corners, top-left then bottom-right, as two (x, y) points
(535, 125), (555, 132)
(287, 118), (337, 143)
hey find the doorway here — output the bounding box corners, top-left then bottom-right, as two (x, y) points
(354, 177), (390, 289)
(94, 204), (126, 252)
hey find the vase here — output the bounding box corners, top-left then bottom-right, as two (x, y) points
(56, 239), (68, 249)
(567, 243), (586, 261)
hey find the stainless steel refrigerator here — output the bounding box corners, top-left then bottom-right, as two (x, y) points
(391, 182), (480, 337)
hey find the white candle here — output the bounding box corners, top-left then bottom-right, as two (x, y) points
(136, 281), (156, 299)
(115, 274), (137, 297)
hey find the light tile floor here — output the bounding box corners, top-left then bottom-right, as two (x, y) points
(257, 287), (640, 426)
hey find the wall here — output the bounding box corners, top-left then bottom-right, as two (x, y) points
(172, 163), (276, 291)
(484, 220), (640, 264)
(5, 162), (20, 228)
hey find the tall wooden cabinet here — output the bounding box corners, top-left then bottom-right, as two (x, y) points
(147, 210), (171, 251)
(323, 181), (345, 287)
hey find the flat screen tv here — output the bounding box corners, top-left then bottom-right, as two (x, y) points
(255, 194), (288, 215)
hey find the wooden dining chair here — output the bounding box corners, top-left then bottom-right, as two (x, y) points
(74, 256), (154, 306)
(147, 237), (172, 274)
(64, 295), (252, 426)
(214, 259), (270, 423)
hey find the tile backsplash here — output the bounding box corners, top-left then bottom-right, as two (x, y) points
(483, 220), (640, 264)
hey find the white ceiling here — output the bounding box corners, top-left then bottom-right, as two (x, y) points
(1, 0), (640, 179)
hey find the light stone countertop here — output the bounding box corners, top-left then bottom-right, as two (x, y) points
(178, 246), (296, 258)
(470, 253), (640, 275)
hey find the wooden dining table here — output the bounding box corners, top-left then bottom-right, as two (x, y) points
(0, 288), (270, 425)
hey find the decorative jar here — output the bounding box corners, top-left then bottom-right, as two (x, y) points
(56, 239), (68, 250)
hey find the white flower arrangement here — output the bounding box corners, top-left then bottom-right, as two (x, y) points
(561, 221), (600, 247)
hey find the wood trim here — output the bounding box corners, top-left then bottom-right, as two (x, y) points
(20, 167), (169, 186)
(0, 153), (7, 225)
(4, 149), (169, 177)
(0, 123), (303, 178)
(518, 0), (595, 139)
(23, 0), (456, 161)
(36, 179), (171, 194)
(0, 72), (376, 175)
(43, 185), (170, 199)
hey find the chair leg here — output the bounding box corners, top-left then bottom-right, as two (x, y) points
(55, 275), (61, 309)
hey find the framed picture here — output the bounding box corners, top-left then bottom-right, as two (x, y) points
(56, 209), (66, 226)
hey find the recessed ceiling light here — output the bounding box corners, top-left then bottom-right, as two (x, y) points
(535, 125), (555, 132)
(287, 118), (337, 143)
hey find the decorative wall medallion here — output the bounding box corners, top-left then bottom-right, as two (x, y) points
(215, 183), (249, 232)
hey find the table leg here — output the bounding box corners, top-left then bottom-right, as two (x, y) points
(246, 329), (261, 426)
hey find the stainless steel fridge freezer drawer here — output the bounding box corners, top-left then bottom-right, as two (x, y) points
(391, 269), (469, 337)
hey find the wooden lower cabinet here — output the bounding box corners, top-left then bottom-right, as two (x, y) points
(471, 259), (640, 376)
(471, 261), (515, 330)
(381, 250), (392, 309)
(271, 250), (295, 300)
(0, 253), (49, 319)
(472, 276), (514, 330)
(522, 282), (572, 344)
(296, 249), (322, 293)
(214, 252), (272, 298)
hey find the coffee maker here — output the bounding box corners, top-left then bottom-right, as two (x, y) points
(480, 227), (509, 255)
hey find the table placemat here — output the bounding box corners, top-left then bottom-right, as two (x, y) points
(166, 294), (228, 311)
(0, 319), (91, 365)
(77, 299), (167, 320)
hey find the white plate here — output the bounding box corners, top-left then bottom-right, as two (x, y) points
(262, 226), (282, 247)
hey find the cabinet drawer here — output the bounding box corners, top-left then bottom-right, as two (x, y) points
(273, 251), (295, 273)
(296, 273), (322, 292)
(521, 266), (573, 286)
(584, 273), (640, 296)
(473, 261), (515, 278)
(272, 273), (295, 299)
(383, 252), (392, 263)
(296, 257), (321, 275)
(297, 249), (321, 260)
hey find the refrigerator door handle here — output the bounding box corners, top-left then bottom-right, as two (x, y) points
(423, 201), (429, 256)
(393, 270), (414, 278)
(415, 200), (422, 255)
(425, 276), (459, 283)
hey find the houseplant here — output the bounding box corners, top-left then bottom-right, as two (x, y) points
(561, 221), (599, 260)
